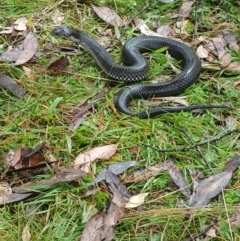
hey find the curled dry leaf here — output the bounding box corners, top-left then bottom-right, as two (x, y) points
(74, 144), (117, 170)
(0, 182), (12, 195)
(197, 45), (209, 59)
(178, 1), (194, 17)
(15, 32), (38, 66)
(91, 4), (124, 27)
(137, 19), (164, 37)
(13, 17), (28, 31)
(125, 193), (149, 208)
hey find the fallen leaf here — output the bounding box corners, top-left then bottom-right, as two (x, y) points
(22, 66), (32, 78)
(14, 168), (86, 193)
(190, 172), (232, 207)
(0, 193), (31, 205)
(0, 26), (13, 34)
(11, 147), (22, 167)
(103, 202), (125, 241)
(90, 160), (137, 184)
(22, 224), (31, 241)
(80, 211), (105, 241)
(125, 193), (149, 208)
(0, 182), (12, 195)
(197, 45), (209, 59)
(13, 17), (28, 31)
(137, 19), (164, 37)
(123, 160), (173, 184)
(129, 146), (140, 155)
(0, 46), (23, 62)
(226, 61), (240, 72)
(168, 163), (191, 198)
(73, 144), (117, 170)
(223, 154), (240, 172)
(91, 4), (124, 27)
(205, 227), (217, 237)
(69, 92), (106, 131)
(229, 205), (240, 226)
(48, 56), (70, 71)
(52, 9), (65, 24)
(15, 32), (38, 66)
(156, 25), (174, 37)
(222, 30), (239, 52)
(178, 1), (194, 17)
(105, 170), (130, 198)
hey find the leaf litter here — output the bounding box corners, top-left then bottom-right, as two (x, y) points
(0, 1), (239, 240)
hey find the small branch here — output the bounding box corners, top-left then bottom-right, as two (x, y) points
(183, 222), (214, 241)
(180, 129), (213, 173)
(143, 128), (239, 153)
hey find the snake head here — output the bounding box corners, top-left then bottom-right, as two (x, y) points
(51, 26), (72, 37)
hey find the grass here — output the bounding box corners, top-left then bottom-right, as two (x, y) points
(0, 0), (240, 240)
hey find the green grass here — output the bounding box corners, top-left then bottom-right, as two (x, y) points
(0, 0), (240, 240)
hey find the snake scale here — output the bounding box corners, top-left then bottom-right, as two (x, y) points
(52, 26), (228, 118)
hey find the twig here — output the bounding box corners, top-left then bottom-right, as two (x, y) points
(180, 129), (213, 173)
(143, 128), (239, 153)
(183, 222), (214, 241)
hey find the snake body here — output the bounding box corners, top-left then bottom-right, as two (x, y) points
(52, 26), (227, 118)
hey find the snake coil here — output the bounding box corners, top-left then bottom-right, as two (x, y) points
(52, 26), (228, 118)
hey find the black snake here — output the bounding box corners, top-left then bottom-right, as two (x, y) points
(52, 26), (228, 118)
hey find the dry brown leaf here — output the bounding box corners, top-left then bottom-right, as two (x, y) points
(90, 160), (136, 184)
(178, 1), (194, 17)
(190, 172), (232, 207)
(15, 32), (38, 66)
(80, 211), (105, 241)
(48, 56), (70, 71)
(123, 160), (173, 184)
(74, 144), (117, 170)
(229, 205), (240, 226)
(168, 163), (191, 198)
(156, 25), (174, 37)
(223, 154), (240, 172)
(197, 45), (209, 59)
(0, 193), (31, 205)
(13, 17), (28, 31)
(222, 30), (240, 51)
(226, 61), (240, 72)
(125, 193), (149, 208)
(22, 224), (31, 241)
(13, 169), (86, 194)
(91, 4), (124, 27)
